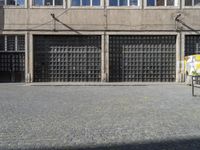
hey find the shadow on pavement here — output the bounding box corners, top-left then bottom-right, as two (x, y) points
(2, 137), (200, 150)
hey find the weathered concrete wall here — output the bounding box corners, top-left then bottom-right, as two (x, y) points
(2, 4), (200, 83)
(2, 8), (200, 31)
(3, 8), (28, 30)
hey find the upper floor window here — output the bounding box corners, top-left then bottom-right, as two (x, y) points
(185, 0), (200, 6)
(33, 0), (63, 6)
(109, 0), (139, 6)
(0, 0), (25, 6)
(71, 0), (100, 6)
(0, 35), (25, 52)
(147, 0), (177, 6)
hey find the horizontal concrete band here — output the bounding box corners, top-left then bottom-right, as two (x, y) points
(27, 82), (185, 86)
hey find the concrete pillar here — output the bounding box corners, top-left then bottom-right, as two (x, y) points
(176, 32), (185, 82)
(101, 34), (105, 82)
(176, 33), (181, 82)
(101, 33), (109, 82)
(105, 33), (109, 82)
(25, 32), (29, 83)
(29, 33), (33, 82)
(180, 32), (185, 82)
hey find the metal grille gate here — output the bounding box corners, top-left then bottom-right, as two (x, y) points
(33, 35), (101, 82)
(0, 35), (25, 82)
(185, 35), (200, 56)
(109, 35), (176, 82)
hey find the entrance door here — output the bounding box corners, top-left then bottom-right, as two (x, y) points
(33, 35), (101, 82)
(109, 35), (176, 82)
(0, 35), (25, 82)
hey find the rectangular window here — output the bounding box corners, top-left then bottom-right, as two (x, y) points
(147, 0), (177, 6)
(109, 0), (118, 6)
(167, 0), (174, 6)
(7, 0), (15, 5)
(55, 0), (63, 5)
(71, 0), (100, 6)
(1, 0), (24, 6)
(120, 0), (127, 6)
(147, 0), (155, 6)
(71, 0), (80, 5)
(0, 0), (4, 6)
(7, 36), (16, 52)
(157, 0), (164, 6)
(185, 0), (200, 6)
(0, 35), (25, 52)
(0, 36), (5, 51)
(130, 0), (138, 5)
(16, 0), (24, 5)
(185, 0), (192, 6)
(45, 0), (53, 5)
(33, 0), (43, 5)
(33, 0), (63, 6)
(194, 0), (200, 6)
(82, 0), (90, 6)
(17, 36), (25, 51)
(92, 0), (100, 5)
(109, 0), (139, 6)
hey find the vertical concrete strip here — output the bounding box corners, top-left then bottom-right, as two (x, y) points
(181, 32), (185, 82)
(176, 33), (181, 82)
(29, 33), (34, 82)
(25, 32), (29, 83)
(101, 33), (109, 82)
(176, 32), (185, 82)
(105, 34), (109, 81)
(101, 34), (105, 82)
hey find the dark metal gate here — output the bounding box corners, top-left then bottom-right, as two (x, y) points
(0, 35), (25, 82)
(185, 35), (200, 56)
(109, 35), (176, 82)
(33, 35), (101, 82)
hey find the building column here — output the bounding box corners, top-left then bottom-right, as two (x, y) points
(105, 33), (109, 82)
(101, 33), (109, 82)
(176, 33), (180, 82)
(176, 32), (185, 82)
(25, 32), (29, 83)
(180, 32), (185, 82)
(29, 33), (34, 83)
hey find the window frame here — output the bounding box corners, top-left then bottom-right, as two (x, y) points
(184, 0), (200, 8)
(0, 35), (25, 52)
(107, 0), (141, 9)
(31, 0), (65, 8)
(70, 0), (103, 8)
(0, 0), (26, 8)
(145, 0), (179, 9)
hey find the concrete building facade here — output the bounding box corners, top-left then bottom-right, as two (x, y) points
(0, 0), (200, 83)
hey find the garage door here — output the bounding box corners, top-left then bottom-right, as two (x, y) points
(185, 35), (200, 56)
(109, 35), (176, 82)
(0, 35), (25, 82)
(33, 35), (101, 82)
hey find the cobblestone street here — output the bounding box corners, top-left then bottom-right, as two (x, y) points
(0, 83), (200, 150)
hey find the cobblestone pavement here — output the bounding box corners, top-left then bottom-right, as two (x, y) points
(0, 83), (200, 150)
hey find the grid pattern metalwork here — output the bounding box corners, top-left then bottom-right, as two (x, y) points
(33, 35), (101, 82)
(7, 35), (16, 51)
(0, 53), (25, 72)
(109, 35), (176, 82)
(0, 35), (25, 82)
(17, 35), (25, 51)
(0, 36), (4, 51)
(185, 35), (200, 56)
